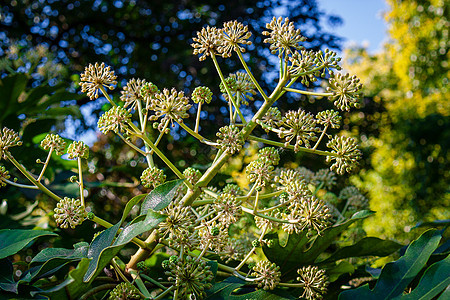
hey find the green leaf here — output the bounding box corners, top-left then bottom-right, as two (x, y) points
(0, 229), (58, 259)
(114, 210), (166, 245)
(83, 222), (121, 282)
(398, 254), (450, 300)
(0, 258), (17, 293)
(339, 229), (442, 300)
(0, 74), (29, 123)
(31, 242), (89, 265)
(319, 237), (403, 264)
(32, 258), (91, 299)
(327, 261), (356, 282)
(83, 194), (162, 283)
(140, 179), (184, 215)
(263, 211), (374, 275)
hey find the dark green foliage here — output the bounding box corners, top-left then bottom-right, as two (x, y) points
(339, 229), (449, 300)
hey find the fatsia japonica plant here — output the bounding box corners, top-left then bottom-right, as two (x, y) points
(0, 17), (407, 300)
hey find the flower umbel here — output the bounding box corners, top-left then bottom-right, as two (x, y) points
(316, 110), (341, 129)
(97, 106), (131, 135)
(214, 193), (242, 227)
(40, 133), (66, 156)
(148, 88), (191, 131)
(327, 73), (363, 111)
(216, 125), (245, 154)
(326, 136), (361, 175)
(262, 17), (306, 59)
(297, 266), (329, 300)
(192, 86), (213, 104)
(218, 20), (252, 57)
(140, 166), (166, 189)
(80, 62), (117, 100)
(120, 78), (146, 111)
(278, 109), (319, 150)
(251, 260), (281, 290)
(67, 141), (89, 159)
(54, 197), (87, 229)
(191, 26), (223, 61)
(0, 128), (22, 159)
(108, 282), (141, 300)
(165, 256), (214, 299)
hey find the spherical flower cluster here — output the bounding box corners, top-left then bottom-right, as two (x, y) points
(170, 231), (200, 252)
(221, 72), (257, 105)
(140, 82), (160, 100)
(261, 107), (282, 131)
(316, 110), (341, 129)
(213, 193), (242, 227)
(288, 50), (317, 85)
(67, 141), (89, 159)
(312, 169), (337, 190)
(275, 169), (309, 198)
(198, 222), (228, 252)
(262, 17), (306, 59)
(0, 166), (10, 188)
(246, 158), (275, 187)
(258, 147), (280, 165)
(159, 202), (195, 239)
(297, 266), (329, 300)
(108, 282), (141, 300)
(282, 196), (331, 235)
(97, 106), (131, 135)
(216, 125), (245, 154)
(120, 78), (146, 111)
(54, 197), (87, 229)
(327, 73), (363, 111)
(140, 166), (166, 189)
(219, 77), (238, 95)
(40, 133), (66, 156)
(326, 136), (361, 175)
(183, 167), (202, 185)
(278, 109), (319, 151)
(148, 88), (191, 132)
(251, 260), (281, 290)
(191, 26), (223, 61)
(165, 256), (214, 299)
(192, 86), (213, 104)
(218, 20), (252, 57)
(0, 127), (22, 159)
(222, 183), (242, 196)
(80, 62), (117, 100)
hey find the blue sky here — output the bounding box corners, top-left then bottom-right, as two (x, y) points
(319, 0), (389, 53)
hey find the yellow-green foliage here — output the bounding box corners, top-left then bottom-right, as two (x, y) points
(345, 0), (449, 240)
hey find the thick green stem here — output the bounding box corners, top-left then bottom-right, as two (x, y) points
(99, 85), (117, 107)
(181, 77), (290, 207)
(177, 122), (217, 147)
(3, 179), (38, 189)
(6, 152), (61, 202)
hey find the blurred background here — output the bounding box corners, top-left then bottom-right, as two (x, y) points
(0, 0), (448, 245)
